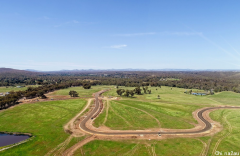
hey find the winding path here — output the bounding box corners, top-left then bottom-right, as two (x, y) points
(79, 90), (240, 136)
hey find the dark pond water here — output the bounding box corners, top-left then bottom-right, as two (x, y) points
(0, 133), (30, 147)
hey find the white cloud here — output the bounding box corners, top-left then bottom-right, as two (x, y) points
(109, 44), (127, 49)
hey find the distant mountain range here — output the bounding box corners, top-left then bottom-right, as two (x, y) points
(0, 68), (37, 74)
(39, 68), (240, 72)
(0, 68), (240, 74)
(25, 69), (41, 72)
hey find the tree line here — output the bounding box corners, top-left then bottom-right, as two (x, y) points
(1, 70), (240, 94)
(0, 82), (92, 110)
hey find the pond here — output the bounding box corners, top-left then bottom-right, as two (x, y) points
(0, 133), (30, 147)
(192, 93), (206, 96)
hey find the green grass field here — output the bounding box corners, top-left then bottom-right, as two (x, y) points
(1, 85), (240, 155)
(104, 86), (240, 106)
(0, 99), (87, 156)
(207, 109), (240, 156)
(74, 138), (203, 156)
(52, 85), (114, 97)
(86, 86), (240, 155)
(207, 91), (240, 106)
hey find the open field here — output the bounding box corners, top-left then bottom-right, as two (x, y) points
(207, 91), (240, 106)
(207, 109), (240, 155)
(1, 85), (240, 155)
(80, 86), (240, 155)
(103, 86), (240, 106)
(74, 138), (203, 156)
(0, 99), (87, 155)
(52, 85), (113, 97)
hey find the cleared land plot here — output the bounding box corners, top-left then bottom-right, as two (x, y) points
(0, 99), (87, 155)
(74, 138), (203, 156)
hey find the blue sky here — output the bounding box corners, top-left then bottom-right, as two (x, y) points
(1, 0), (240, 71)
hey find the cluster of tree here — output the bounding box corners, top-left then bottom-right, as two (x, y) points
(69, 91), (79, 97)
(116, 89), (135, 97)
(116, 86), (152, 97)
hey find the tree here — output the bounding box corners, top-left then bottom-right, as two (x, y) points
(69, 90), (79, 97)
(69, 91), (74, 97)
(72, 91), (78, 97)
(124, 90), (130, 97)
(189, 90), (192, 95)
(83, 83), (91, 89)
(129, 90), (135, 97)
(134, 87), (142, 95)
(37, 90), (47, 99)
(116, 89), (125, 96)
(143, 86), (148, 94)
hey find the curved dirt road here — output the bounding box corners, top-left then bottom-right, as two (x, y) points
(79, 90), (240, 135)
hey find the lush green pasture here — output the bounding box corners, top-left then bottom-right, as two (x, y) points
(1, 85), (240, 155)
(74, 138), (203, 156)
(207, 91), (240, 106)
(104, 86), (240, 106)
(52, 85), (113, 97)
(104, 86), (215, 105)
(99, 86), (240, 130)
(104, 101), (160, 130)
(0, 99), (87, 156)
(112, 100), (198, 129)
(207, 109), (240, 155)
